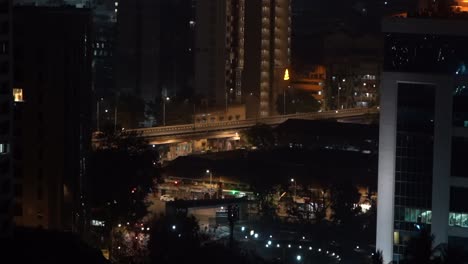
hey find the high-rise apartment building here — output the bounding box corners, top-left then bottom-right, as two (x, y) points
(92, 0), (117, 97)
(195, 0), (290, 118)
(159, 0), (196, 98)
(376, 16), (468, 263)
(12, 6), (92, 231)
(195, 0), (245, 108)
(0, 0), (12, 237)
(115, 0), (160, 102)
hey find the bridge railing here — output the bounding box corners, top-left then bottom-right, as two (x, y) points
(123, 107), (378, 137)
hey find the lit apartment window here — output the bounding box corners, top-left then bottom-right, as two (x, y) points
(0, 143), (8, 154)
(13, 88), (23, 102)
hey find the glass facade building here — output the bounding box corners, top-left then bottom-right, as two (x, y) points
(377, 17), (468, 263)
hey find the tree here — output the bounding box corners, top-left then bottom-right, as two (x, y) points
(309, 188), (331, 222)
(329, 180), (361, 225)
(148, 214), (201, 264)
(401, 230), (468, 264)
(370, 250), (384, 264)
(403, 228), (434, 264)
(276, 89), (321, 115)
(86, 132), (160, 225)
(433, 244), (467, 264)
(242, 123), (276, 149)
(294, 90), (322, 113)
(147, 214), (271, 264)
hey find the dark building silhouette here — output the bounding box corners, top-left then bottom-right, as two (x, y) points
(159, 0), (195, 99)
(115, 0), (159, 102)
(92, 0), (117, 97)
(0, 0), (12, 237)
(12, 6), (92, 231)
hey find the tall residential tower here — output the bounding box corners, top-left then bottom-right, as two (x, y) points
(0, 0), (12, 237)
(195, 0), (290, 118)
(12, 6), (92, 231)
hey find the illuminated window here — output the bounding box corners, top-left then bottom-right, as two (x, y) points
(13, 88), (23, 102)
(0, 143), (8, 154)
(91, 219), (105, 227)
(393, 231), (400, 245)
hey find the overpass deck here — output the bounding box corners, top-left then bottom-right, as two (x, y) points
(122, 107), (378, 143)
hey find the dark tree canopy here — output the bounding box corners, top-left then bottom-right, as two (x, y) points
(243, 123), (276, 149)
(148, 214), (270, 264)
(403, 228), (434, 264)
(148, 214), (201, 264)
(329, 179), (361, 225)
(86, 133), (159, 223)
(277, 89), (321, 115)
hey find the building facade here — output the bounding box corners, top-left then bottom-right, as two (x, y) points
(377, 17), (468, 263)
(12, 7), (92, 231)
(159, 0), (196, 98)
(323, 32), (382, 111)
(195, 0), (290, 118)
(0, 0), (12, 237)
(195, 0), (245, 108)
(115, 0), (159, 102)
(92, 0), (117, 98)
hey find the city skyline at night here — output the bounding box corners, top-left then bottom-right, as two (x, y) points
(3, 1), (468, 264)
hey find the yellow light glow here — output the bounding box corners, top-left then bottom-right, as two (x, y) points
(13, 88), (24, 102)
(283, 69), (290, 81)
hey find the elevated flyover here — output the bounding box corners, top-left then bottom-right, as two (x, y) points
(123, 107), (379, 145)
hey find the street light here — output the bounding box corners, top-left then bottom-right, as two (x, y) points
(163, 96), (170, 126)
(337, 86), (342, 110)
(206, 169), (213, 198)
(296, 255), (302, 261)
(291, 178), (296, 202)
(96, 97), (104, 131)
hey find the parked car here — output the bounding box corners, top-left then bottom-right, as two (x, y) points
(160, 194), (175, 201)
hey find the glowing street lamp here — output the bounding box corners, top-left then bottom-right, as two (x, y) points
(163, 96), (170, 126)
(291, 178), (297, 202)
(206, 169), (213, 198)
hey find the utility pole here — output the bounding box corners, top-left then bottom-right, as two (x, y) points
(225, 90), (228, 113)
(163, 99), (166, 126)
(283, 88), (286, 115)
(114, 93), (119, 132)
(227, 204), (239, 248)
(96, 100), (100, 131)
(207, 169), (212, 199)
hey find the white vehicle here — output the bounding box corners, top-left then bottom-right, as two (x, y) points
(160, 194), (175, 202)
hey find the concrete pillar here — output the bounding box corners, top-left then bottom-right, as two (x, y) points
(431, 77), (453, 246)
(376, 73), (398, 264)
